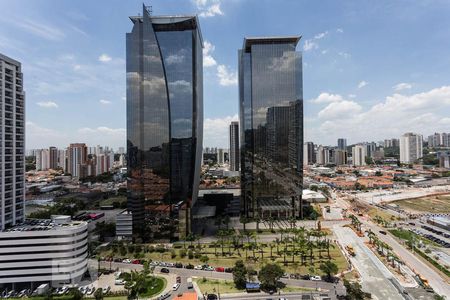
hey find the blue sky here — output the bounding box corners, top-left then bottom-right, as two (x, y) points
(1, 0), (450, 149)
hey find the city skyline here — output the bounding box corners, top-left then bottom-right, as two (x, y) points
(1, 0), (450, 149)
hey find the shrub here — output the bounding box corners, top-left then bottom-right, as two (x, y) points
(171, 250), (177, 259)
(179, 249), (187, 258)
(188, 250), (194, 259)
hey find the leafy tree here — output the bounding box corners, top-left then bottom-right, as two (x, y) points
(344, 279), (367, 300)
(232, 260), (247, 289)
(319, 261), (338, 280)
(258, 263), (284, 290)
(94, 288), (103, 300)
(200, 255), (209, 265)
(70, 288), (84, 300)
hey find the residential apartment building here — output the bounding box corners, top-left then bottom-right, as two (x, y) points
(303, 142), (315, 166)
(352, 144), (367, 166)
(229, 121), (239, 171)
(0, 53), (25, 231)
(400, 132), (423, 164)
(337, 138), (347, 151)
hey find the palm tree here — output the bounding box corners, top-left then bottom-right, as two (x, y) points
(240, 216), (250, 232)
(367, 230), (375, 244)
(217, 230), (227, 256)
(269, 242), (275, 259)
(275, 238), (281, 255)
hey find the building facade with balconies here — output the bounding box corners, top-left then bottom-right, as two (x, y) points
(1, 53), (25, 231)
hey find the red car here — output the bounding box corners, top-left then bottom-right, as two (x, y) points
(215, 267), (225, 272)
(132, 259), (141, 264)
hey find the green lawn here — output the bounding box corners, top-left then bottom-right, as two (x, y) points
(140, 276), (166, 298)
(389, 229), (440, 247)
(105, 241), (348, 275)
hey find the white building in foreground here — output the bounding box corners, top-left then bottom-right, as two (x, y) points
(0, 216), (88, 287)
(400, 132), (423, 164)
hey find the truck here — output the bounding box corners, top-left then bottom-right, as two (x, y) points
(187, 277), (193, 289)
(345, 245), (356, 257)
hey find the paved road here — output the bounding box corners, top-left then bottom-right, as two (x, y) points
(362, 221), (450, 298)
(100, 262), (345, 299)
(333, 226), (404, 300)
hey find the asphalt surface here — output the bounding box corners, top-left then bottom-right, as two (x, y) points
(333, 226), (404, 300)
(100, 262), (345, 299)
(361, 220), (450, 297)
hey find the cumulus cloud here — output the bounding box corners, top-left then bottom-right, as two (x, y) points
(336, 28), (344, 33)
(203, 40), (217, 67)
(99, 99), (111, 105)
(195, 0), (224, 18)
(314, 31), (328, 39)
(393, 82), (412, 91)
(98, 54), (112, 62)
(357, 80), (368, 89)
(217, 64), (237, 86)
(310, 92), (343, 104)
(309, 85), (450, 145)
(204, 114), (238, 147)
(318, 100), (362, 119)
(37, 101), (58, 108)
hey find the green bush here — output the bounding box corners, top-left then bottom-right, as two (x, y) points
(188, 250), (194, 259)
(179, 249), (187, 258)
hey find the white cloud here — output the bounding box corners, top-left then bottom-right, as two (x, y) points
(321, 49), (328, 55)
(98, 54), (112, 62)
(204, 114), (238, 147)
(314, 31), (328, 40)
(195, 0), (224, 18)
(73, 64), (81, 71)
(348, 94), (356, 98)
(303, 40), (318, 51)
(357, 80), (368, 89)
(13, 19), (65, 41)
(303, 31), (330, 52)
(310, 93), (343, 104)
(393, 82), (412, 91)
(336, 28), (344, 33)
(318, 100), (362, 119)
(309, 85), (450, 145)
(217, 64), (237, 86)
(203, 40), (217, 67)
(338, 52), (351, 59)
(99, 99), (111, 105)
(37, 101), (58, 108)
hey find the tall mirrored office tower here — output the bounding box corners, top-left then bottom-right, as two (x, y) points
(126, 6), (203, 240)
(239, 37), (303, 219)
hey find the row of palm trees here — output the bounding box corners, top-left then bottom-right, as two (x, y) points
(367, 229), (403, 273)
(186, 226), (336, 267)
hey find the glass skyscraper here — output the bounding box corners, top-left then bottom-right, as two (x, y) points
(239, 37), (303, 219)
(126, 6), (203, 241)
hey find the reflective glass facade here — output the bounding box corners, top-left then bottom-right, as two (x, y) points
(126, 6), (203, 241)
(239, 37), (303, 219)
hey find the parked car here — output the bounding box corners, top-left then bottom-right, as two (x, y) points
(176, 276), (181, 283)
(194, 265), (203, 270)
(132, 259), (141, 264)
(310, 275), (321, 281)
(185, 264), (194, 269)
(215, 267), (225, 272)
(172, 283), (180, 291)
(161, 268), (170, 273)
(175, 262), (183, 268)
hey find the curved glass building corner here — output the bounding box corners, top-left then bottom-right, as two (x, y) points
(126, 6), (203, 241)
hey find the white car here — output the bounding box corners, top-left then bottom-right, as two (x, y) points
(122, 259), (132, 264)
(172, 283), (180, 291)
(115, 279), (126, 285)
(194, 265), (203, 270)
(310, 275), (321, 281)
(103, 286), (111, 294)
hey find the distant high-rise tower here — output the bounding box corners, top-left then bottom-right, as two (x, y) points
(337, 138), (347, 151)
(229, 121), (240, 171)
(239, 36), (303, 218)
(68, 143), (87, 177)
(303, 142), (315, 165)
(352, 144), (367, 166)
(0, 53), (25, 230)
(126, 5), (203, 240)
(49, 146), (58, 170)
(400, 133), (423, 164)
